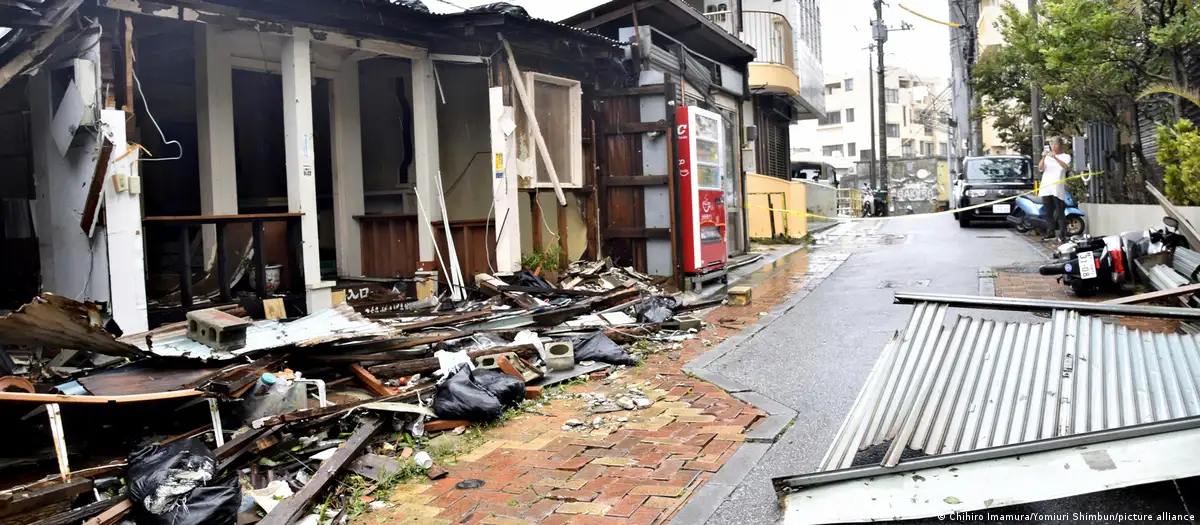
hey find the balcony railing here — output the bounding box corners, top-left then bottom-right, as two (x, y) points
(704, 10), (794, 68)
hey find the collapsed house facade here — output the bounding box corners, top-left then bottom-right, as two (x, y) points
(0, 0), (781, 331)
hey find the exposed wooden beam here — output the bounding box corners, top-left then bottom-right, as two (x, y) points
(574, 0), (664, 30)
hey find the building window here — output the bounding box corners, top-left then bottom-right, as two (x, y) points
(822, 145), (844, 156)
(825, 82), (840, 95)
(524, 72), (583, 187)
(886, 88), (899, 104)
(902, 106), (907, 126)
(902, 142), (914, 157)
(847, 142), (857, 156)
(925, 125), (934, 135)
(819, 110), (842, 125)
(844, 78), (854, 91)
(860, 149), (871, 161)
(920, 141), (932, 156)
(887, 124), (900, 137)
(846, 108), (855, 122)
(940, 142), (948, 155)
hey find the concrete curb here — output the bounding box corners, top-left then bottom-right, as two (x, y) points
(669, 252), (851, 525)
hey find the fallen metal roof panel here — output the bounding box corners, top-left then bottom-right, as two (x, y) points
(0, 294), (142, 357)
(130, 304), (391, 361)
(783, 420), (1200, 524)
(821, 302), (1200, 471)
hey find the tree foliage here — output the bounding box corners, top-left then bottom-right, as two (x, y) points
(1158, 118), (1200, 205)
(972, 0), (1200, 154)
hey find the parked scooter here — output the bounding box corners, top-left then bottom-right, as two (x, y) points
(1039, 217), (1188, 297)
(860, 186), (887, 218)
(1007, 191), (1087, 237)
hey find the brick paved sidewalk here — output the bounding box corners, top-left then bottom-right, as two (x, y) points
(994, 267), (1180, 334)
(351, 248), (813, 525)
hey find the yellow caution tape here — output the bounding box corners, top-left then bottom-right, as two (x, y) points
(744, 171), (1102, 222)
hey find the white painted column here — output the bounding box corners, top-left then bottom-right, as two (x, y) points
(282, 28), (332, 313)
(100, 109), (149, 333)
(489, 87), (520, 272)
(195, 24), (238, 266)
(331, 58), (364, 277)
(411, 54), (440, 269)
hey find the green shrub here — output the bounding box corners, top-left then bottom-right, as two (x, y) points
(1159, 118), (1200, 205)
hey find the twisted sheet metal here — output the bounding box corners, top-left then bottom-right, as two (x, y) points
(820, 302), (1200, 471)
(127, 304), (392, 361)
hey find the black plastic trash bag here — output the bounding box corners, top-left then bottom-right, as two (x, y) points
(432, 364), (526, 422)
(634, 296), (682, 324)
(569, 332), (638, 366)
(473, 368), (526, 408)
(465, 2), (530, 17)
(127, 437), (240, 525)
(513, 270), (552, 289)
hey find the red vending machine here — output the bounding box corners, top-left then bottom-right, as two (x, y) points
(676, 106), (727, 274)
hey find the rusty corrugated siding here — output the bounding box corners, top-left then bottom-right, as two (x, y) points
(0, 294), (142, 357)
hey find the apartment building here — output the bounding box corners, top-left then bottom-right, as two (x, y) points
(815, 68), (951, 162)
(699, 0), (826, 179)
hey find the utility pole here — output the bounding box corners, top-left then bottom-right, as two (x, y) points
(867, 45), (877, 189)
(873, 1), (888, 213)
(1029, 0), (1043, 167)
(872, 2), (911, 215)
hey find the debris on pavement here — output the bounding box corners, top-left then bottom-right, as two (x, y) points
(0, 258), (709, 524)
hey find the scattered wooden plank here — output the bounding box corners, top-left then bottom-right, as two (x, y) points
(426, 464), (449, 480)
(368, 344), (537, 379)
(259, 417), (385, 525)
(252, 385), (435, 428)
(81, 497), (131, 525)
(0, 479), (94, 521)
(495, 355), (524, 381)
(425, 420), (471, 432)
(29, 495), (124, 525)
(350, 363), (396, 397)
(263, 298), (287, 320)
(202, 353), (285, 396)
(0, 389), (202, 404)
(499, 285), (604, 296)
(349, 453), (404, 482)
(1104, 283), (1200, 305)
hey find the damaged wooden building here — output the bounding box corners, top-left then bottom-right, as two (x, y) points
(0, 0), (765, 331)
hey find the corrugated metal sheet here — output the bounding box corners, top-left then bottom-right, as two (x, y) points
(821, 302), (1200, 471)
(0, 294), (142, 357)
(130, 304), (391, 361)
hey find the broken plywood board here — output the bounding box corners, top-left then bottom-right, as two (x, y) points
(0, 294), (142, 357)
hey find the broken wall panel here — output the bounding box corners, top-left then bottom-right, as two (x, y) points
(595, 85), (647, 271)
(356, 215), (495, 282)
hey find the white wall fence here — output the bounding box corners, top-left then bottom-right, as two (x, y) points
(802, 180), (838, 223)
(1080, 203), (1200, 236)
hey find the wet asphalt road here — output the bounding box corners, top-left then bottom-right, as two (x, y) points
(697, 215), (1199, 525)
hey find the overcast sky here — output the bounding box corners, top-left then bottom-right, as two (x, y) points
(422, 0), (953, 81)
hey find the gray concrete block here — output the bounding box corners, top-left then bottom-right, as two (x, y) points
(746, 414), (795, 443)
(732, 390), (794, 416)
(690, 368), (750, 393)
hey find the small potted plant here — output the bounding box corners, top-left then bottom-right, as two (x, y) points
(521, 244), (563, 285)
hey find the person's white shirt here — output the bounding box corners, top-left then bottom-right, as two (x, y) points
(1039, 153), (1072, 200)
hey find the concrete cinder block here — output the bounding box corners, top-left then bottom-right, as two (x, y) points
(474, 352), (518, 369)
(186, 308), (251, 351)
(667, 314), (702, 331)
(727, 285), (752, 306)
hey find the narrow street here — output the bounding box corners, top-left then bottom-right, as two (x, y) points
(698, 216), (1052, 524)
